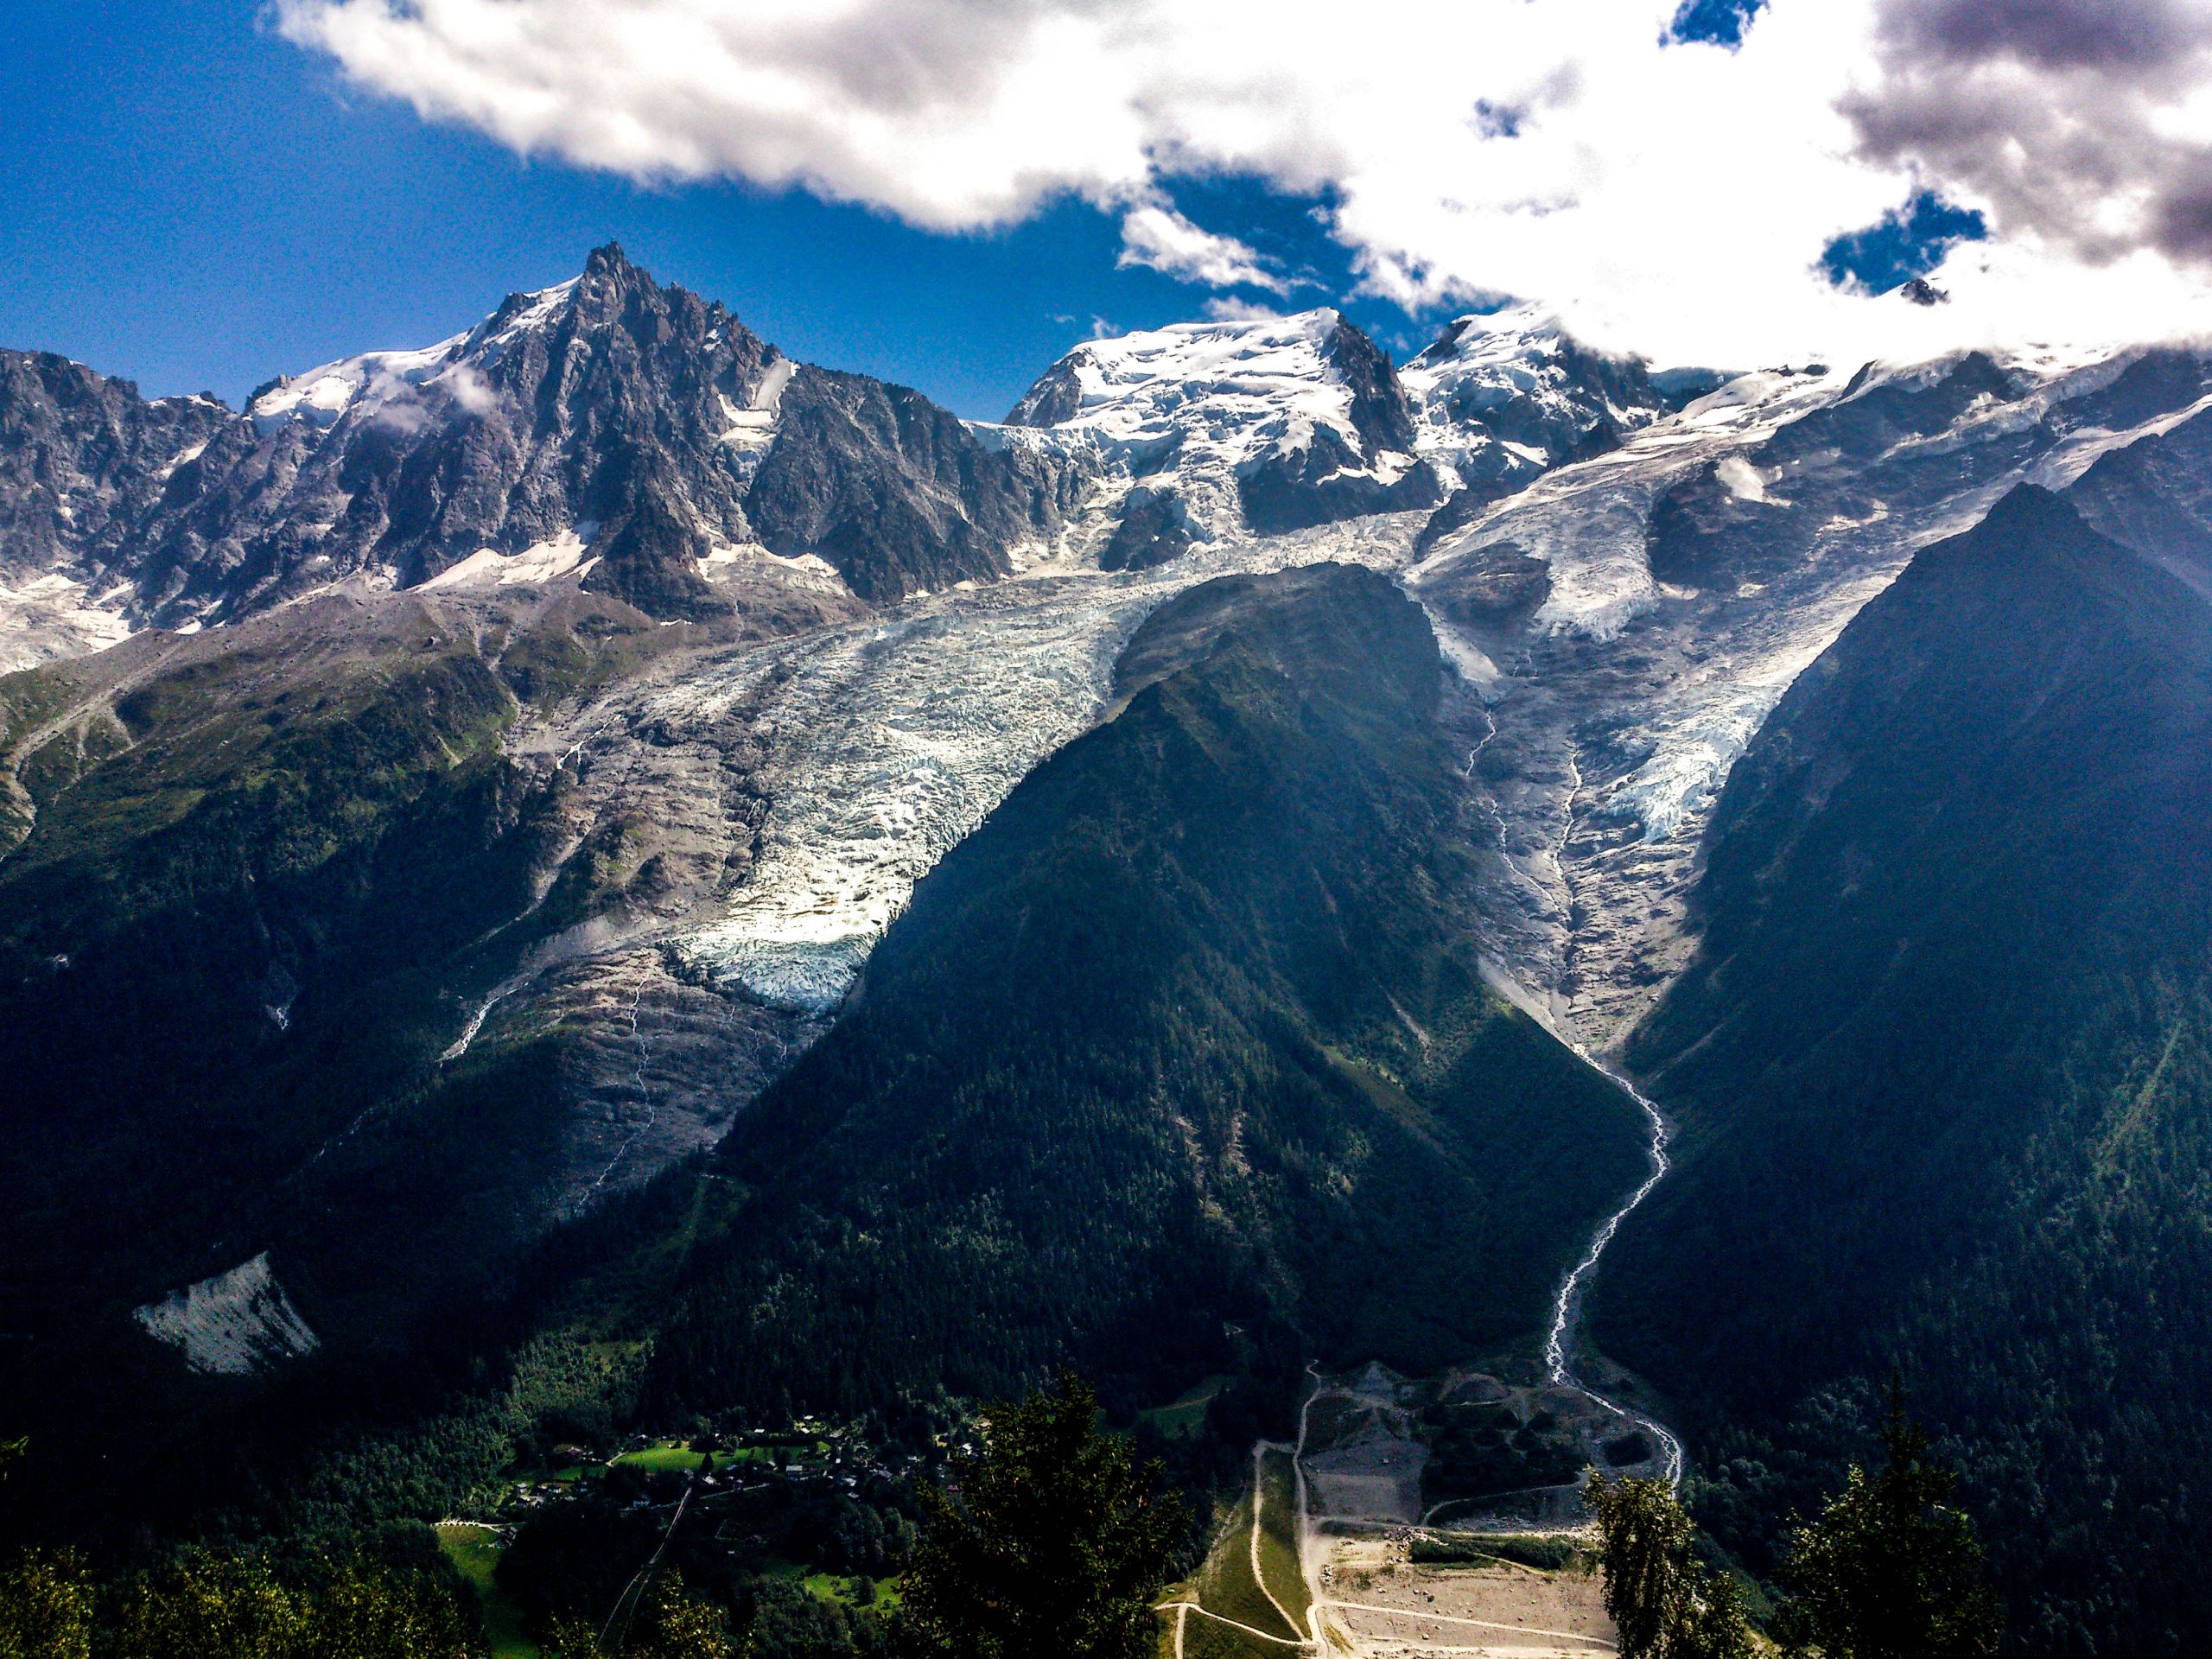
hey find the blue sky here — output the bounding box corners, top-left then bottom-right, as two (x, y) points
(0, 3), (1433, 420)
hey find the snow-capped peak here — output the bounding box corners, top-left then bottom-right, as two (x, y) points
(247, 276), (583, 432)
(1003, 308), (1440, 546)
(1399, 305), (1681, 497)
(1009, 308), (1352, 454)
(1403, 301), (1569, 374)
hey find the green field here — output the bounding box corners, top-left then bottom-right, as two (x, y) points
(1163, 1454), (1305, 1651)
(1176, 1605), (1298, 1658)
(607, 1440), (769, 1474)
(1141, 1376), (1230, 1441)
(802, 1572), (903, 1615)
(1252, 1449), (1306, 1630)
(435, 1522), (535, 1659)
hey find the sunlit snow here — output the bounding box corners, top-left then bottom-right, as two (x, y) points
(422, 528), (598, 590)
(1011, 308), (1414, 538)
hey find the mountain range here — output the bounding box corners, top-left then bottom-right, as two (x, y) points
(6, 245), (2212, 1651)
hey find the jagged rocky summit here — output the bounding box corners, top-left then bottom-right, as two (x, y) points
(0, 244), (1089, 636)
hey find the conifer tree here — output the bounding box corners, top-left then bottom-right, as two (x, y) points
(896, 1373), (1182, 1659)
(1776, 1384), (1999, 1659)
(1585, 1471), (1752, 1659)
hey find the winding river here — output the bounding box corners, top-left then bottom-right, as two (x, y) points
(1543, 1050), (1686, 1485)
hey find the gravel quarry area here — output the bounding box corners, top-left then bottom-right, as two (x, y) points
(1279, 1365), (1646, 1656)
(1313, 1537), (1615, 1659)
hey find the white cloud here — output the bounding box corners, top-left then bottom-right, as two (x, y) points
(276, 0), (2212, 365)
(1116, 203), (1284, 291)
(1201, 296), (1286, 321)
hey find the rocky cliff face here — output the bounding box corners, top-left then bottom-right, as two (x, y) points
(747, 365), (1088, 601)
(0, 245), (1085, 632)
(0, 354), (236, 582)
(2063, 372), (2212, 599)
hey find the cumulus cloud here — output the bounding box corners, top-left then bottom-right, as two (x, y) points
(276, 0), (2212, 364)
(1116, 203), (1284, 290)
(1844, 0), (2212, 265)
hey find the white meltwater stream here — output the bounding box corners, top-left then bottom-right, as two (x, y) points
(1543, 1051), (1687, 1486)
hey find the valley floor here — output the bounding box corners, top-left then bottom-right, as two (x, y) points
(1161, 1359), (1653, 1657)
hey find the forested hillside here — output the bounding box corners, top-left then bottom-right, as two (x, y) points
(0, 583), (792, 1545)
(647, 563), (1649, 1420)
(1593, 485), (2212, 1652)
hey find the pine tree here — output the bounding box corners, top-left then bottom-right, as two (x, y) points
(896, 1373), (1183, 1659)
(1776, 1383), (2000, 1658)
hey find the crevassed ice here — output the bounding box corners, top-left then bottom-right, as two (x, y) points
(673, 515), (1425, 1014)
(675, 593), (1148, 1010)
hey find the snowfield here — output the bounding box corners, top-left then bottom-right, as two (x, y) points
(1002, 308), (1421, 539)
(0, 571), (136, 672)
(248, 277), (582, 431)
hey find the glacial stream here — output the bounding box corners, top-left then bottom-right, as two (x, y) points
(1544, 1052), (1686, 1485)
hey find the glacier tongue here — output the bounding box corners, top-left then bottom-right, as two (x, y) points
(668, 512), (1430, 1013)
(1414, 346), (2212, 1045)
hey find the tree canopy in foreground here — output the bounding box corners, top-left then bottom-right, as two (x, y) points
(896, 1372), (1182, 1659)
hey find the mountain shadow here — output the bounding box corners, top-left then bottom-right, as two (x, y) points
(1593, 485), (2212, 1652)
(647, 562), (1649, 1419)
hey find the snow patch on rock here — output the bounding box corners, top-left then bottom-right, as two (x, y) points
(423, 529), (597, 590)
(132, 1253), (320, 1376)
